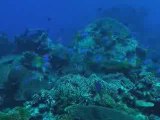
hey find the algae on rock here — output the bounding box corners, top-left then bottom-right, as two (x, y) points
(0, 107), (31, 120)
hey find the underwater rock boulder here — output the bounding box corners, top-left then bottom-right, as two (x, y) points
(0, 55), (20, 88)
(4, 65), (33, 104)
(74, 18), (132, 49)
(15, 29), (53, 55)
(0, 55), (21, 106)
(20, 51), (43, 70)
(14, 71), (50, 101)
(65, 105), (146, 120)
(49, 44), (70, 73)
(3, 62), (51, 106)
(20, 51), (50, 72)
(73, 18), (142, 73)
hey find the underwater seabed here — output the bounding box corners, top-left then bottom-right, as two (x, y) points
(0, 18), (160, 120)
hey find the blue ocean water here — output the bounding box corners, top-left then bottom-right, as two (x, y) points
(0, 0), (159, 46)
(0, 1), (160, 120)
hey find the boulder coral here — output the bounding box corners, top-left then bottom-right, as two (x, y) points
(73, 18), (143, 74)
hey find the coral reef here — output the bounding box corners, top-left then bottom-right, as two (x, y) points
(65, 105), (146, 120)
(0, 17), (160, 120)
(0, 54), (53, 109)
(24, 89), (56, 120)
(72, 18), (142, 74)
(15, 29), (53, 55)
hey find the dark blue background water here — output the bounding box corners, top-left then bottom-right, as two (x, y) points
(0, 0), (160, 48)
